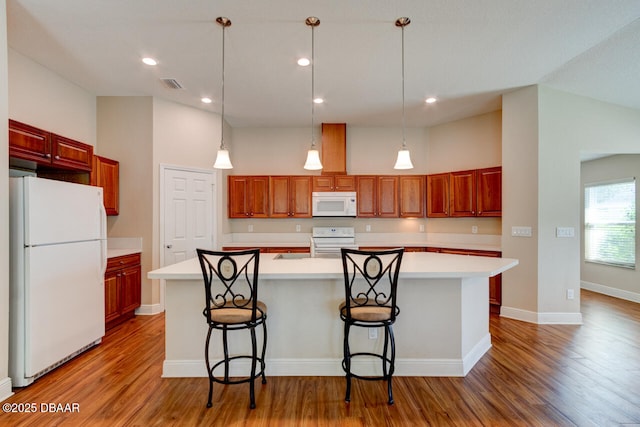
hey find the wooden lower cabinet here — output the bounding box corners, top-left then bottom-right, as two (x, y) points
(105, 253), (141, 331)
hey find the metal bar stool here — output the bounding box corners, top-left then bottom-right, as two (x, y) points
(339, 247), (404, 405)
(196, 248), (267, 409)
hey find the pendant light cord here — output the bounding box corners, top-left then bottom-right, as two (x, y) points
(401, 23), (406, 149)
(220, 22), (226, 150)
(311, 23), (316, 148)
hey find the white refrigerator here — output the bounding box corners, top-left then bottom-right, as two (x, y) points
(9, 176), (107, 387)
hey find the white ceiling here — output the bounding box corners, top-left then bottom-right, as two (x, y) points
(7, 0), (640, 128)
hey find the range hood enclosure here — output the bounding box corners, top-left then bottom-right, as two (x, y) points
(321, 123), (346, 175)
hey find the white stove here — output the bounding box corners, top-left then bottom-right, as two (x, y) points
(311, 226), (358, 256)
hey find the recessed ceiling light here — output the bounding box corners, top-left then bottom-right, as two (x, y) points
(201, 97), (212, 104)
(313, 97), (324, 104)
(297, 58), (310, 66)
(425, 97), (437, 104)
(142, 57), (157, 66)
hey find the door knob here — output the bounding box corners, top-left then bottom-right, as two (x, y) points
(166, 244), (173, 249)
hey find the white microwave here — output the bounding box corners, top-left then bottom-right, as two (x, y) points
(312, 191), (357, 217)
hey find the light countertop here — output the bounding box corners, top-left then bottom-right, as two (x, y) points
(107, 248), (141, 258)
(148, 251), (518, 281)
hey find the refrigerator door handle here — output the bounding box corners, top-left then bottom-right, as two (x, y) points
(99, 202), (108, 277)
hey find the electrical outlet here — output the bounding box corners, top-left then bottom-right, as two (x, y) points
(248, 224), (253, 232)
(296, 224), (301, 232)
(419, 224), (425, 232)
(472, 226), (478, 234)
(365, 224), (371, 232)
(368, 328), (378, 339)
(567, 289), (575, 300)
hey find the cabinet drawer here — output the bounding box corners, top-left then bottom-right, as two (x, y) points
(107, 253), (141, 272)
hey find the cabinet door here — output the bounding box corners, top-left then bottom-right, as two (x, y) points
(378, 176), (399, 217)
(321, 123), (346, 174)
(334, 175), (356, 191)
(91, 155), (120, 215)
(228, 176), (270, 218)
(450, 170), (477, 217)
(51, 134), (94, 171)
(399, 175), (425, 218)
(356, 176), (377, 217)
(249, 177), (270, 217)
(104, 270), (120, 324)
(312, 176), (334, 192)
(120, 265), (142, 315)
(270, 176), (291, 217)
(477, 166), (502, 217)
(290, 176), (312, 217)
(427, 173), (449, 217)
(8, 120), (51, 164)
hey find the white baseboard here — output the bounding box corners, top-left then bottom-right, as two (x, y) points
(162, 355), (485, 378)
(500, 306), (582, 325)
(0, 376), (14, 402)
(136, 304), (164, 316)
(581, 281), (640, 303)
(462, 333), (492, 375)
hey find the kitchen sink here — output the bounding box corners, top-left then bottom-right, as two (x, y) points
(273, 253), (311, 260)
(272, 253), (341, 260)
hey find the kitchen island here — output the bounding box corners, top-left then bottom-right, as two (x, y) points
(148, 251), (518, 378)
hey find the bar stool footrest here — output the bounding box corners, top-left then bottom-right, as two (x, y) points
(209, 355), (266, 385)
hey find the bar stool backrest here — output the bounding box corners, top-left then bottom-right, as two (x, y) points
(340, 247), (404, 323)
(197, 248), (261, 324)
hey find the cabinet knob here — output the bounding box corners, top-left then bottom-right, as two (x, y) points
(54, 155), (60, 160)
(44, 153), (51, 159)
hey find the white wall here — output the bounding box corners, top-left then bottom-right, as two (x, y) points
(1, 0), (12, 402)
(8, 49), (96, 146)
(581, 155), (640, 302)
(97, 97), (154, 305)
(502, 85), (640, 323)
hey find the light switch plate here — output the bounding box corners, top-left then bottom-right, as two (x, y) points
(556, 227), (575, 238)
(511, 226), (532, 237)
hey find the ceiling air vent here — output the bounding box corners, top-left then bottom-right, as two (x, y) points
(160, 78), (183, 89)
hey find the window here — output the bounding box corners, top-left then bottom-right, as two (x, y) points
(584, 178), (636, 268)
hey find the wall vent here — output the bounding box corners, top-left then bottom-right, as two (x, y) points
(160, 78), (183, 89)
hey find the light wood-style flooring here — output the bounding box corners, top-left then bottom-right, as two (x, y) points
(2, 289), (640, 426)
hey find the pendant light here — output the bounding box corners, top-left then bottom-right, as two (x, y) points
(303, 16), (323, 170)
(213, 17), (233, 169)
(393, 17), (414, 170)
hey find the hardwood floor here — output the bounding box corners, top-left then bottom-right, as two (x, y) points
(3, 289), (640, 426)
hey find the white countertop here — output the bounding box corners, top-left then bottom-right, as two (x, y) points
(148, 251), (518, 281)
(107, 248), (141, 258)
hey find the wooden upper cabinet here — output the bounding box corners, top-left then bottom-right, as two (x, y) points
(356, 175), (399, 218)
(9, 119), (93, 171)
(320, 123), (346, 175)
(50, 134), (93, 171)
(449, 170), (477, 217)
(399, 175), (425, 218)
(91, 155), (120, 215)
(312, 175), (356, 192)
(270, 176), (312, 218)
(8, 119), (51, 162)
(477, 166), (502, 217)
(228, 176), (269, 218)
(426, 173), (450, 217)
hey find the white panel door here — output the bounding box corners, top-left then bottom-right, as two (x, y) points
(163, 168), (214, 266)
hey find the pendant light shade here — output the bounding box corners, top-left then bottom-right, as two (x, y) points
(213, 17), (233, 169)
(394, 17), (414, 170)
(304, 149), (323, 170)
(303, 16), (323, 171)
